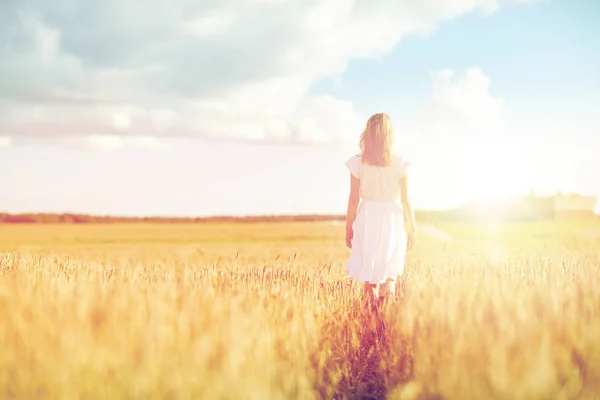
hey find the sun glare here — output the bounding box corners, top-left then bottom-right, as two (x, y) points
(461, 140), (532, 204)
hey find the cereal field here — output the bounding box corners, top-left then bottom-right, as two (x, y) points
(1, 221), (599, 399)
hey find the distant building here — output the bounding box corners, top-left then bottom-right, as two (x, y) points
(553, 194), (597, 219)
(448, 194), (597, 221)
(512, 195), (555, 220)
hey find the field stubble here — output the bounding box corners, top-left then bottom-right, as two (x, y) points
(0, 221), (599, 399)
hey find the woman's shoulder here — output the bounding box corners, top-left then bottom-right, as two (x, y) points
(344, 153), (362, 178)
(392, 153), (411, 175)
(346, 153), (362, 162)
(392, 153), (410, 163)
(391, 153), (405, 164)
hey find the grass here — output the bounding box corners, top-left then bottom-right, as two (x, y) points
(1, 221), (599, 399)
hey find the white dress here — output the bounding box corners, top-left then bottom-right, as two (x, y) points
(344, 154), (411, 284)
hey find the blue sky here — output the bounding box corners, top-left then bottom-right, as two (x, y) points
(1, 0), (599, 216)
(313, 0), (600, 119)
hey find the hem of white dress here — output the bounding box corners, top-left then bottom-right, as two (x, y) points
(346, 272), (404, 285)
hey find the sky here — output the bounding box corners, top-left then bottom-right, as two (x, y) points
(0, 0), (599, 217)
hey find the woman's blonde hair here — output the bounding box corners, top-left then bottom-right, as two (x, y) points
(359, 113), (393, 166)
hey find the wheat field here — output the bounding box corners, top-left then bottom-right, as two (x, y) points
(1, 220), (599, 399)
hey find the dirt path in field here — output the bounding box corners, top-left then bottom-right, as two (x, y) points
(417, 225), (455, 243)
(314, 301), (414, 400)
(342, 306), (391, 398)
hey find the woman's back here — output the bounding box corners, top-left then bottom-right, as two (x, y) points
(345, 154), (410, 203)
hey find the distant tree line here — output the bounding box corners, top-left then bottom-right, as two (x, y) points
(0, 212), (446, 224)
(0, 212), (349, 224)
(1, 209), (595, 224)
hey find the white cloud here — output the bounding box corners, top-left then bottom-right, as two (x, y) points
(415, 68), (505, 138)
(396, 67), (506, 164)
(85, 135), (124, 151)
(73, 135), (168, 152)
(0, 0), (541, 147)
(183, 11), (234, 37)
(397, 67), (515, 208)
(0, 136), (12, 148)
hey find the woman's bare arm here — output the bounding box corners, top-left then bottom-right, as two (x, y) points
(345, 174), (360, 248)
(400, 173), (416, 249)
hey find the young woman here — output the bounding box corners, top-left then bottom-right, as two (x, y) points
(344, 112), (416, 307)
